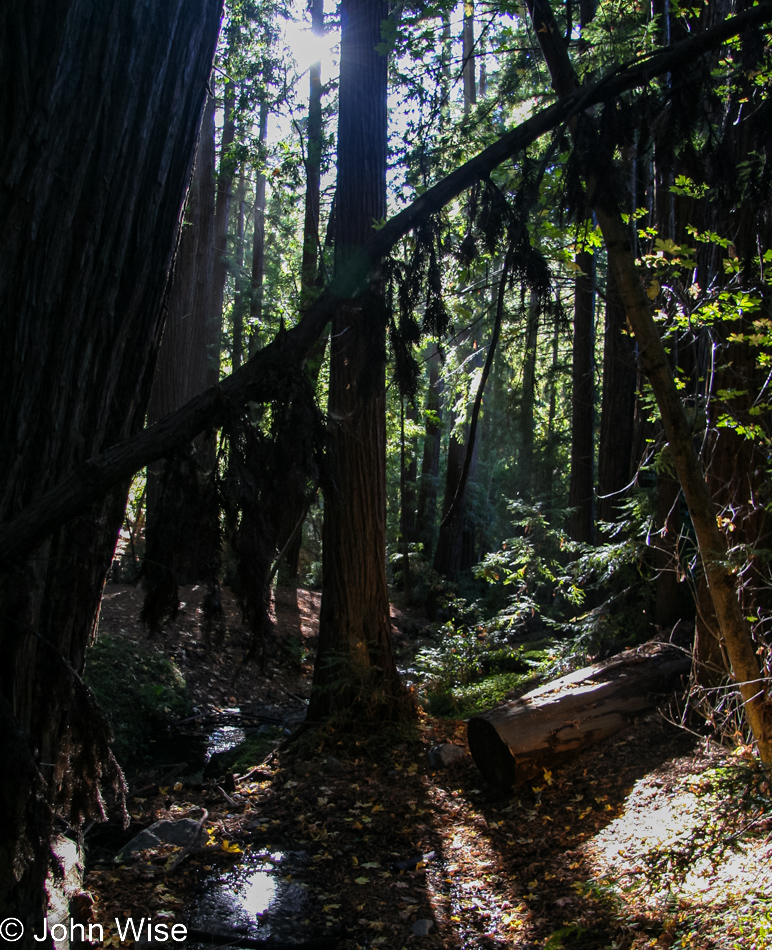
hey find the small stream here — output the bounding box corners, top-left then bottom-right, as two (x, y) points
(85, 709), (324, 947)
(169, 711), (317, 947)
(146, 706), (289, 780)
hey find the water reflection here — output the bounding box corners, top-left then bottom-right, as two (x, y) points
(187, 851), (308, 943)
(205, 723), (246, 760)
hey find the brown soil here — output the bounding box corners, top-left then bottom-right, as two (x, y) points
(97, 582), (324, 714)
(84, 583), (772, 950)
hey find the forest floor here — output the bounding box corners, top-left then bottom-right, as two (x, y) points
(82, 582), (772, 950)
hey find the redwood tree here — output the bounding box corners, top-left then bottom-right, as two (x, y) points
(308, 0), (411, 721)
(568, 246), (595, 543)
(0, 0), (221, 931)
(142, 92), (220, 627)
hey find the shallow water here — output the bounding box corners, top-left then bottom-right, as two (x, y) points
(186, 850), (310, 946)
(205, 723), (247, 759)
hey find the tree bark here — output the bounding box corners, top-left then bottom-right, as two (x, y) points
(462, 2), (476, 114)
(301, 0), (325, 309)
(433, 428), (473, 581)
(399, 398), (418, 600)
(544, 315), (562, 511)
(232, 170), (248, 369)
(568, 247), (595, 542)
(250, 100), (269, 335)
(596, 269), (637, 531)
(143, 91), (219, 597)
(416, 346), (443, 558)
(520, 289), (540, 501)
(468, 643), (690, 788)
(211, 76), (236, 348)
(0, 0), (222, 932)
(308, 0), (411, 721)
(147, 93), (219, 427)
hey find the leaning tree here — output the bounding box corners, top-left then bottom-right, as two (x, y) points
(0, 0), (222, 933)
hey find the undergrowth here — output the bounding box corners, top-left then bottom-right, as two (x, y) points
(414, 496), (672, 717)
(84, 633), (191, 769)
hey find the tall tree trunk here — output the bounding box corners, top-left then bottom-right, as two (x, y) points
(596, 268), (637, 532)
(440, 12), (452, 123)
(433, 430), (471, 581)
(568, 246), (595, 542)
(301, 0), (325, 310)
(147, 93), (219, 427)
(399, 398), (418, 600)
(519, 290), (540, 501)
(142, 92), (220, 623)
(434, 332), (483, 582)
(212, 77), (236, 344)
(308, 0), (410, 721)
(232, 170), (248, 370)
(278, 0), (327, 582)
(544, 314), (562, 511)
(416, 346), (443, 558)
(0, 0), (221, 932)
(250, 99), (269, 341)
(524, 0), (772, 761)
(462, 2), (476, 114)
(478, 30), (487, 99)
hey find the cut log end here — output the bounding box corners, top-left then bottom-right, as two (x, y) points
(467, 717), (516, 789)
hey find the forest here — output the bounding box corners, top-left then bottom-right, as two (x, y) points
(3, 0), (772, 947)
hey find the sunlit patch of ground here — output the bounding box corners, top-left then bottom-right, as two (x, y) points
(579, 744), (772, 949)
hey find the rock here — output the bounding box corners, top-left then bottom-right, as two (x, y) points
(411, 918), (435, 936)
(118, 829), (162, 854)
(428, 742), (466, 768)
(117, 818), (206, 860)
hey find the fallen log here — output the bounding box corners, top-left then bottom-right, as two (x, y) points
(467, 642), (690, 788)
